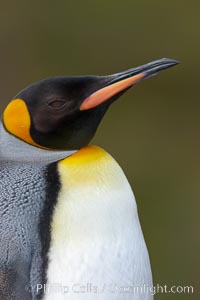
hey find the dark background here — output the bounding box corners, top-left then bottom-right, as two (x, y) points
(0, 1), (199, 299)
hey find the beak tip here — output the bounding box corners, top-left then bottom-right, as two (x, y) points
(160, 57), (180, 65)
(142, 57), (180, 78)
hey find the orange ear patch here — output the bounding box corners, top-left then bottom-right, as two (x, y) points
(3, 98), (40, 147)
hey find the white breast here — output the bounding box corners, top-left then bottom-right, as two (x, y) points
(44, 146), (153, 300)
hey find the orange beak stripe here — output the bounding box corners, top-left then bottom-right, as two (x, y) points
(80, 73), (145, 111)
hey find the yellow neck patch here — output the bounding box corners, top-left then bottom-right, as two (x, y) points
(3, 98), (43, 148)
(60, 145), (107, 166)
(58, 145), (121, 188)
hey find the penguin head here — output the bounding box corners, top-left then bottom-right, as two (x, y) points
(2, 58), (178, 150)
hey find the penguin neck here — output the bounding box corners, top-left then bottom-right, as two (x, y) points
(0, 122), (77, 164)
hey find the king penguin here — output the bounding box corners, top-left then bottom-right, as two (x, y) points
(0, 58), (178, 300)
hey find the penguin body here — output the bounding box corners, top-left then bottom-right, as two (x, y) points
(0, 127), (152, 300)
(45, 146), (152, 300)
(0, 58), (178, 299)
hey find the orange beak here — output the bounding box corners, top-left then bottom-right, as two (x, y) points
(80, 58), (179, 111)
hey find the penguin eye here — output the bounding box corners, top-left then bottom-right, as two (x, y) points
(47, 99), (66, 109)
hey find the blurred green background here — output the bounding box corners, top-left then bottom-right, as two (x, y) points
(0, 1), (199, 299)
